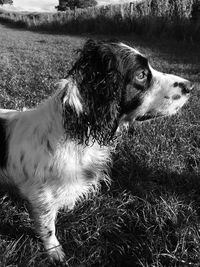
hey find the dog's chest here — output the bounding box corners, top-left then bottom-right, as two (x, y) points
(9, 138), (110, 194)
(53, 141), (110, 181)
(40, 142), (110, 208)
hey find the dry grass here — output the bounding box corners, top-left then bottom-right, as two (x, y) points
(0, 23), (200, 266)
(0, 0), (200, 41)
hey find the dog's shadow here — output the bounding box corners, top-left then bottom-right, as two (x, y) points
(111, 149), (200, 209)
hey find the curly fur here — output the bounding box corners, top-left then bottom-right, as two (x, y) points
(66, 40), (124, 145)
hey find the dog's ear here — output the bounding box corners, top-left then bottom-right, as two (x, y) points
(68, 39), (124, 145)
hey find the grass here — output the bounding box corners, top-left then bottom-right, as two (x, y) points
(0, 0), (199, 42)
(0, 23), (200, 266)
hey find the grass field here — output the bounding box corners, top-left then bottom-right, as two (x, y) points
(0, 23), (200, 267)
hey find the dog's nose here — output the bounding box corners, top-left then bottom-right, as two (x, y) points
(174, 81), (194, 94)
(182, 81), (194, 94)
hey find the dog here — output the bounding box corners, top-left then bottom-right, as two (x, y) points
(0, 39), (193, 262)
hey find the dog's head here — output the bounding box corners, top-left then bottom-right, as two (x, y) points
(120, 53), (193, 123)
(59, 40), (193, 145)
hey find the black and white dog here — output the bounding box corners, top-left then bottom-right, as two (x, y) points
(0, 40), (193, 262)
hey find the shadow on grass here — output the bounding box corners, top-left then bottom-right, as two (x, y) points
(0, 185), (35, 240)
(113, 157), (200, 200)
(0, 19), (200, 59)
(112, 135), (200, 208)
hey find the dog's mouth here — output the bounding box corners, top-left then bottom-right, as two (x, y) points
(135, 112), (163, 121)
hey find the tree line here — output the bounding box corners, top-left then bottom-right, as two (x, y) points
(56, 0), (97, 11)
(0, 0), (13, 5)
(0, 0), (97, 10)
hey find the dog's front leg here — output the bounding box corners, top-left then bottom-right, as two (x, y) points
(27, 193), (66, 263)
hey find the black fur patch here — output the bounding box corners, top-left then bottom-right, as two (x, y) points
(0, 118), (8, 169)
(46, 140), (53, 154)
(49, 165), (53, 172)
(47, 230), (52, 237)
(174, 82), (189, 94)
(179, 82), (190, 94)
(132, 82), (146, 92)
(122, 54), (152, 115)
(124, 54), (152, 86)
(172, 94), (181, 100)
(134, 55), (152, 89)
(33, 127), (38, 135)
(20, 152), (25, 163)
(134, 54), (149, 71)
(122, 96), (142, 115)
(174, 82), (178, 87)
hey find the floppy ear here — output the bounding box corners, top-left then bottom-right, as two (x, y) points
(68, 39), (124, 145)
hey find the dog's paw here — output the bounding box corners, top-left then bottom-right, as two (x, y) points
(48, 245), (66, 264)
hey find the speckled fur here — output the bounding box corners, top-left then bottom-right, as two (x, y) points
(0, 78), (111, 262)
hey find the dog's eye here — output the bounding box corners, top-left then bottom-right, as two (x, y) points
(136, 71), (146, 81)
